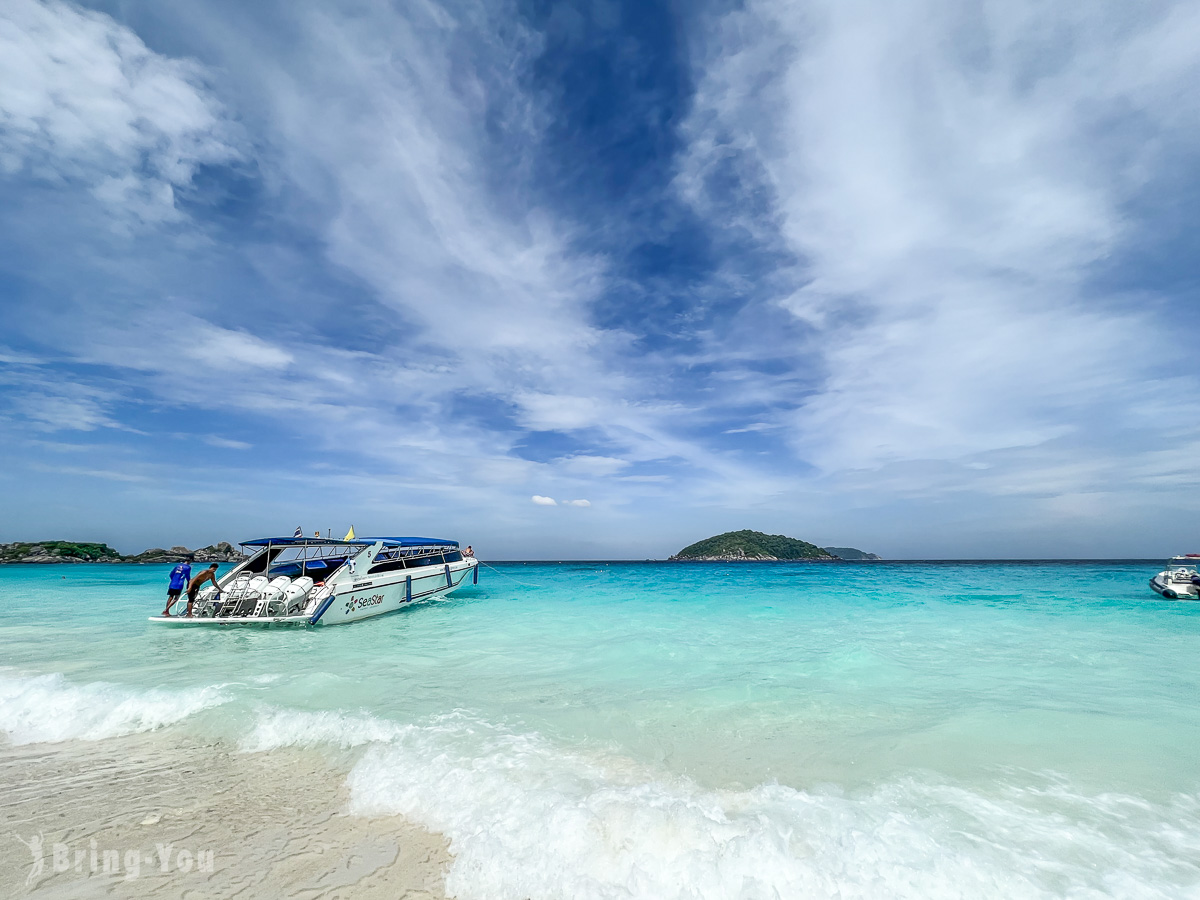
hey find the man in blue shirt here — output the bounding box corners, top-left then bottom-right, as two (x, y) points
(162, 561), (192, 616)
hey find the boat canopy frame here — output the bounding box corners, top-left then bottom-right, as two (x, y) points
(1167, 555), (1200, 567)
(234, 536), (460, 581)
(239, 536), (458, 549)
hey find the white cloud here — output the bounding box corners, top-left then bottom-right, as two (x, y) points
(182, 322), (294, 372)
(233, 3), (607, 393)
(684, 0), (1200, 476)
(0, 1), (793, 537)
(531, 495), (557, 506)
(722, 423), (773, 435)
(0, 365), (121, 432)
(202, 436), (252, 450)
(6, 1), (1197, 557)
(563, 499), (591, 507)
(11, 392), (116, 432)
(557, 456), (630, 477)
(0, 0), (240, 223)
(29, 463), (149, 483)
(514, 393), (607, 432)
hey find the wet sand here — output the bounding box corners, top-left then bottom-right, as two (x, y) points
(0, 733), (450, 898)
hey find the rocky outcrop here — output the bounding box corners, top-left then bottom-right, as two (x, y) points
(0, 541), (246, 564)
(675, 547), (784, 561)
(128, 542), (246, 564)
(195, 542), (245, 562)
(0, 541), (124, 563)
(823, 547), (882, 560)
(129, 546), (194, 563)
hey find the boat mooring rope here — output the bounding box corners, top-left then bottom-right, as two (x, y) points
(478, 561), (544, 588)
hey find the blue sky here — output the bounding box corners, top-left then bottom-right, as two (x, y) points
(1, 0), (1198, 558)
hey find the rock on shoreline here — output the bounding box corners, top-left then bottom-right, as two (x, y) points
(0, 541), (247, 564)
(669, 548), (810, 562)
(129, 542), (246, 564)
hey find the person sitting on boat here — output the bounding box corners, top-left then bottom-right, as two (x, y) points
(161, 561), (192, 616)
(184, 564), (221, 617)
(463, 546), (475, 558)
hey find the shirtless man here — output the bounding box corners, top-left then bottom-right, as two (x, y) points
(185, 564), (221, 617)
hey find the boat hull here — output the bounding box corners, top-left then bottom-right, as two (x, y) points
(1150, 572), (1199, 600)
(149, 558), (478, 626)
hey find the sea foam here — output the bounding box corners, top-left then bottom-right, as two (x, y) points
(0, 670), (229, 745)
(329, 712), (1200, 900)
(240, 706), (410, 751)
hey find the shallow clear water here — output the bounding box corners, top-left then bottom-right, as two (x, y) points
(2, 561), (1198, 898)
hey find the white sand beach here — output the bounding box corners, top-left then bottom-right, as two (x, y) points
(0, 733), (450, 898)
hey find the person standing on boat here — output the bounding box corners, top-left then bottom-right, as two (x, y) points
(184, 564), (221, 617)
(463, 546), (475, 558)
(161, 561), (192, 616)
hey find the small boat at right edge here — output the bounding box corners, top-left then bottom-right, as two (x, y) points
(1149, 555), (1200, 600)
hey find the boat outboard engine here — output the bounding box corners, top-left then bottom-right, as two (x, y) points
(254, 576), (293, 616)
(283, 577), (314, 614)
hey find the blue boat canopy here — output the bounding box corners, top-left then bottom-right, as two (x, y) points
(240, 536), (458, 548)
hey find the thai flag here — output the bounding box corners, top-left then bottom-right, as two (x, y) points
(294, 526), (303, 538)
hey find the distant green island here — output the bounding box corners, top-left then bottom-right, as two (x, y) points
(0, 541), (246, 564)
(823, 546), (882, 561)
(670, 530), (879, 561)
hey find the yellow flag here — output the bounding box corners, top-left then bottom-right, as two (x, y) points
(343, 525), (356, 541)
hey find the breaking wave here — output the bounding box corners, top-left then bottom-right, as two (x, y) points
(249, 706), (1200, 899)
(0, 670), (229, 745)
(240, 706), (409, 751)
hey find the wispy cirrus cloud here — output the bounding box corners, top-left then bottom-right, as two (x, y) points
(0, 0), (240, 224)
(0, 0), (784, 532)
(1, 0), (1198, 558)
(682, 0), (1200, 485)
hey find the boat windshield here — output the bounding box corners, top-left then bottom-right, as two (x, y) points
(1168, 556), (1200, 567)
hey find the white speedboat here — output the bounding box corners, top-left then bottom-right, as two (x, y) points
(1149, 555), (1200, 600)
(149, 536), (478, 626)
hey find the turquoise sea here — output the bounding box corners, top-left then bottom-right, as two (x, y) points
(2, 560), (1199, 898)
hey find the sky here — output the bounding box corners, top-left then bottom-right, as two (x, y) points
(1, 0), (1198, 559)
